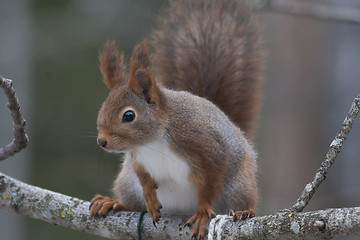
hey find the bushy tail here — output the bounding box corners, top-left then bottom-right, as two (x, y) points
(152, 0), (264, 140)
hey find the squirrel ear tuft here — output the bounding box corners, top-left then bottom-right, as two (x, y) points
(99, 40), (126, 90)
(129, 39), (151, 72)
(129, 39), (160, 104)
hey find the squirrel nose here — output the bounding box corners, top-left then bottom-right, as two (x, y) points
(97, 138), (107, 148)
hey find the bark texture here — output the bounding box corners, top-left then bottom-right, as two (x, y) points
(0, 171), (193, 239)
(1, 171), (360, 239)
(208, 208), (360, 240)
(0, 76), (28, 161)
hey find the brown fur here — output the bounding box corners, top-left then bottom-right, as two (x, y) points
(91, 0), (263, 238)
(152, 0), (265, 140)
(131, 152), (162, 225)
(128, 40), (165, 108)
(99, 40), (126, 89)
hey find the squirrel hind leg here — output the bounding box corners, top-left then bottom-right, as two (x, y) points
(89, 194), (127, 218)
(185, 207), (216, 239)
(228, 208), (256, 221)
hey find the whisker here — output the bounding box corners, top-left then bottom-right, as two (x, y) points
(79, 135), (98, 138)
(76, 131), (98, 138)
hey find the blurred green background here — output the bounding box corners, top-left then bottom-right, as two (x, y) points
(1, 0), (360, 239)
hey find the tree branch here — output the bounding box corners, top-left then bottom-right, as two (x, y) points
(208, 207), (360, 239)
(1, 171), (360, 240)
(0, 171), (192, 239)
(0, 75), (29, 161)
(290, 94), (360, 212)
(253, 0), (360, 25)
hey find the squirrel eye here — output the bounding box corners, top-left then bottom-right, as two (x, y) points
(122, 110), (136, 123)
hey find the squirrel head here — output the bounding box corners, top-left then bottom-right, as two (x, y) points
(97, 39), (166, 152)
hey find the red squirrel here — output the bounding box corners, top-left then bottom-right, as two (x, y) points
(89, 0), (264, 238)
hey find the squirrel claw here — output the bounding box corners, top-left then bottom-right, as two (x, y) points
(89, 194), (127, 217)
(144, 195), (162, 227)
(152, 214), (161, 227)
(184, 221), (193, 229)
(229, 208), (256, 221)
(228, 209), (235, 216)
(186, 208), (214, 239)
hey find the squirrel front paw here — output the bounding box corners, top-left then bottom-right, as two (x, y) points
(228, 208), (256, 221)
(143, 190), (162, 226)
(89, 194), (127, 217)
(185, 208), (216, 239)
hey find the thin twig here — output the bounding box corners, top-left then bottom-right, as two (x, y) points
(290, 94), (360, 212)
(253, 0), (360, 25)
(0, 75), (29, 161)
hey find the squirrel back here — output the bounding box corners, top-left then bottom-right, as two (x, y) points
(152, 0), (264, 139)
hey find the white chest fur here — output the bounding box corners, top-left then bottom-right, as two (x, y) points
(135, 138), (197, 214)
